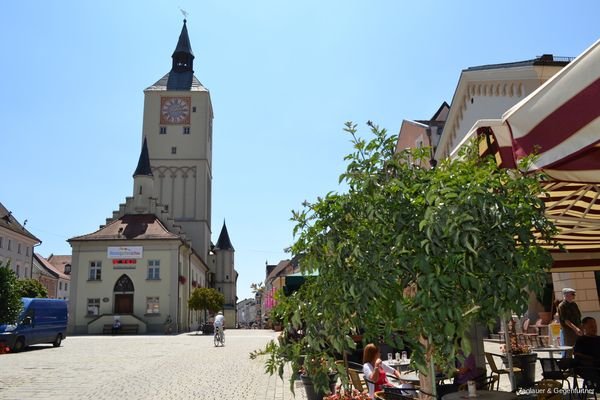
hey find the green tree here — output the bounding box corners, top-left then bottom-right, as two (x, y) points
(260, 122), (557, 395)
(0, 261), (23, 324)
(16, 278), (48, 298)
(188, 287), (225, 322)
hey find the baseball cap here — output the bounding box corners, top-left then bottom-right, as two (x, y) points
(562, 288), (576, 294)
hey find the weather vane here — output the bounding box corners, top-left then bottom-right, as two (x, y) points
(179, 8), (189, 20)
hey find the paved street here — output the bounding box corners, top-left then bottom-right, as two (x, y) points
(0, 329), (307, 400)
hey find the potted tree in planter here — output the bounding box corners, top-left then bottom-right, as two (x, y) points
(254, 122), (557, 398)
(500, 334), (537, 389)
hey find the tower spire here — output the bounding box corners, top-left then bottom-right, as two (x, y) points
(133, 137), (153, 177)
(215, 220), (234, 251)
(167, 19), (195, 90)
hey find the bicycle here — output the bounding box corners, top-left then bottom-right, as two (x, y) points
(214, 326), (225, 347)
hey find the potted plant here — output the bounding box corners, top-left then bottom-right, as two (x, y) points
(500, 334), (537, 388)
(250, 286), (339, 400)
(324, 385), (370, 400)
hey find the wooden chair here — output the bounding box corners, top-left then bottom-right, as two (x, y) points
(485, 352), (521, 390)
(519, 318), (539, 346)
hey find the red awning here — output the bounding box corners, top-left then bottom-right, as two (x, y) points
(453, 39), (600, 263)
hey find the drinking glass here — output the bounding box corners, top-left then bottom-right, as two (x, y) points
(401, 351), (408, 362)
(387, 353), (393, 362)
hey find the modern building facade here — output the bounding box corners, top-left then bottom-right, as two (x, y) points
(68, 20), (237, 334)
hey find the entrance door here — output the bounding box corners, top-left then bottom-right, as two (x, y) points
(114, 294), (133, 314)
(113, 275), (135, 314)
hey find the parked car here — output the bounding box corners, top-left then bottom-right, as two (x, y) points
(0, 298), (68, 352)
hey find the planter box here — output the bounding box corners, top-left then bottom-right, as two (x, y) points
(502, 353), (537, 389)
(300, 374), (337, 400)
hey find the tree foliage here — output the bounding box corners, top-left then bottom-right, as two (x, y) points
(260, 122), (557, 393)
(188, 287), (225, 314)
(16, 278), (49, 298)
(0, 261), (23, 324)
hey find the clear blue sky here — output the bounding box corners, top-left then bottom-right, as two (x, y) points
(2, 1), (599, 301)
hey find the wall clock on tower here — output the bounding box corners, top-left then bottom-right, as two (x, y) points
(160, 96), (191, 124)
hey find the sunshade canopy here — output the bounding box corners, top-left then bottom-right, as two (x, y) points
(451, 39), (600, 264)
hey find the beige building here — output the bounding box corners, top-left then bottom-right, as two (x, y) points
(0, 202), (40, 278)
(434, 55), (570, 161)
(434, 54), (600, 320)
(68, 20), (237, 334)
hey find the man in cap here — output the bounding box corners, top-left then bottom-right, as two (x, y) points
(557, 287), (582, 357)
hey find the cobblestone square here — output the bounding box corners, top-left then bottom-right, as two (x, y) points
(0, 330), (307, 400)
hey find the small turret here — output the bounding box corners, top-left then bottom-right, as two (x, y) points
(133, 137), (154, 212)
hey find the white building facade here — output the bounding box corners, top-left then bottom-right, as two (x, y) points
(68, 20), (236, 334)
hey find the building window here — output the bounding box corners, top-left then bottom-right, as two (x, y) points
(171, 146), (177, 154)
(65, 283), (68, 291)
(65, 264), (71, 274)
(160, 126), (167, 134)
(87, 298), (100, 316)
(16, 265), (20, 277)
(7, 239), (11, 251)
(59, 282), (63, 290)
(89, 261), (102, 281)
(192, 106), (196, 113)
(148, 260), (160, 280)
(0, 237), (2, 248)
(146, 297), (160, 314)
(183, 126), (190, 135)
(17, 243), (21, 254)
(26, 246), (29, 256)
(24, 267), (28, 277)
(226, 274), (229, 281)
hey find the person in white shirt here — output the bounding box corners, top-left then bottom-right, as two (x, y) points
(214, 311), (225, 340)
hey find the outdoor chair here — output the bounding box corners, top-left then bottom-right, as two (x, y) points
(519, 319), (539, 346)
(575, 366), (600, 399)
(347, 368), (368, 394)
(485, 352), (522, 390)
(538, 358), (571, 389)
(335, 360), (369, 395)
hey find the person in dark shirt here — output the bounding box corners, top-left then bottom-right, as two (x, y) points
(558, 287), (582, 357)
(574, 317), (600, 366)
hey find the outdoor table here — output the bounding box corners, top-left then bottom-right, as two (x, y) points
(442, 390), (517, 400)
(394, 371), (421, 384)
(384, 359), (411, 371)
(531, 346), (572, 358)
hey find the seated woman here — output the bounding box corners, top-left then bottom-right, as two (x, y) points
(363, 343), (413, 399)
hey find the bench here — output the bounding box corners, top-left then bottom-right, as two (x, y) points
(102, 324), (139, 335)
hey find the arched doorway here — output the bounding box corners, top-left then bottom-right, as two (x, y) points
(113, 274), (134, 314)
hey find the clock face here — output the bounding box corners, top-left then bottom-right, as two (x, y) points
(160, 97), (191, 125)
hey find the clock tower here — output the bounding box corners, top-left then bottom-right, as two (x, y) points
(141, 19), (213, 262)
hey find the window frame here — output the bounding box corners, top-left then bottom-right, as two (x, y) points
(147, 260), (160, 280)
(146, 297), (160, 314)
(87, 298), (100, 316)
(89, 261), (102, 281)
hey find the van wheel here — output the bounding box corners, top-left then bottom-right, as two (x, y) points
(53, 334), (62, 347)
(13, 337), (25, 352)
